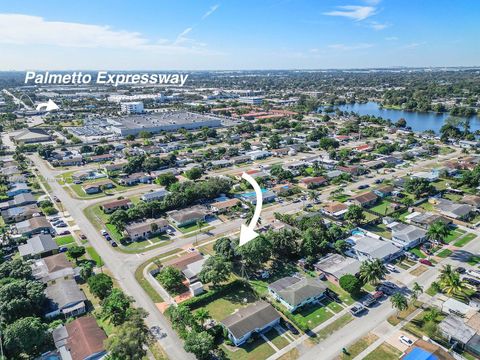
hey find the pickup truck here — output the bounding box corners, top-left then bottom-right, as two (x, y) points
(350, 303), (367, 316)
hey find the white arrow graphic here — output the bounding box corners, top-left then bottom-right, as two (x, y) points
(239, 172), (263, 246)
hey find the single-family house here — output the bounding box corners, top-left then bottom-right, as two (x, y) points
(373, 185), (394, 198)
(168, 206), (208, 227)
(44, 278), (87, 319)
(140, 188), (169, 202)
(162, 251), (204, 271)
(82, 180), (115, 194)
(100, 198), (133, 214)
(389, 222), (427, 249)
(124, 218), (169, 240)
(210, 198), (240, 213)
(1, 204), (39, 223)
(299, 176), (327, 189)
(221, 301), (281, 346)
(16, 216), (54, 237)
(314, 253), (361, 286)
(322, 202), (348, 219)
(18, 234), (58, 259)
(350, 191), (378, 207)
(52, 316), (107, 360)
(268, 276), (327, 312)
(31, 253), (75, 284)
(182, 256), (209, 284)
(348, 233), (403, 262)
(6, 182), (30, 197)
(406, 211), (452, 229)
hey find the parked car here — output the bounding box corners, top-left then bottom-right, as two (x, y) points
(105, 235), (112, 241)
(419, 259), (433, 266)
(101, 229), (108, 236)
(374, 179), (383, 184)
(386, 264), (397, 272)
(358, 184), (369, 189)
(467, 269), (480, 279)
(284, 321), (299, 335)
(406, 252), (419, 261)
(58, 230), (71, 235)
(111, 241), (118, 247)
(56, 223), (67, 228)
(59, 247), (68, 253)
(464, 277), (480, 286)
(79, 232), (87, 240)
(372, 291), (384, 299)
(350, 303), (367, 316)
(362, 295), (377, 307)
(399, 335), (413, 346)
(456, 267), (466, 274)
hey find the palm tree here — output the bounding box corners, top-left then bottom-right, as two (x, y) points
(427, 221), (451, 244)
(194, 308), (210, 327)
(440, 272), (468, 299)
(424, 308), (441, 322)
(439, 264), (455, 283)
(412, 282), (423, 295)
(390, 293), (408, 319)
(359, 259), (387, 285)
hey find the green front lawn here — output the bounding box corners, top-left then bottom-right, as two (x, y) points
(467, 255), (480, 266)
(263, 329), (289, 349)
(86, 246), (103, 266)
(291, 304), (334, 330)
(176, 221), (208, 233)
(325, 282), (355, 305)
(454, 233), (477, 247)
(363, 343), (402, 360)
(409, 247), (427, 259)
(55, 235), (75, 246)
(444, 229), (465, 244)
(436, 249), (452, 258)
(222, 336), (275, 360)
(341, 333), (379, 359)
(314, 313), (354, 342)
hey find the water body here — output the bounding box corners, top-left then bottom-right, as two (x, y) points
(325, 101), (480, 133)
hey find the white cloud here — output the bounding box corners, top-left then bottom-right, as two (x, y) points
(323, 6), (376, 21)
(385, 36), (399, 41)
(202, 4), (220, 20)
(328, 43), (374, 51)
(369, 21), (389, 30)
(0, 13), (215, 55)
(403, 42), (426, 49)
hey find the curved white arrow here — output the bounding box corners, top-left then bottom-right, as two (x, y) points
(239, 172), (263, 246)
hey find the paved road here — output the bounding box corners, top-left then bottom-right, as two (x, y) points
(297, 224), (480, 360)
(31, 154), (194, 360)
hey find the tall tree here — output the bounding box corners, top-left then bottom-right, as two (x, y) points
(390, 293), (408, 318)
(102, 289), (133, 326)
(183, 331), (215, 360)
(344, 205), (365, 226)
(3, 317), (48, 358)
(198, 256), (232, 287)
(427, 221), (451, 244)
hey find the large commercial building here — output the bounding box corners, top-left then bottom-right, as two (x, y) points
(120, 101), (144, 114)
(110, 111), (223, 136)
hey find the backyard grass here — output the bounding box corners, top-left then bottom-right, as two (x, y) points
(222, 336), (275, 360)
(369, 199), (396, 216)
(203, 286), (258, 321)
(291, 304), (334, 330)
(363, 343), (402, 360)
(55, 235), (75, 246)
(314, 313), (354, 342)
(341, 333), (379, 359)
(363, 223), (391, 239)
(454, 233), (477, 247)
(436, 249), (452, 258)
(86, 246), (103, 266)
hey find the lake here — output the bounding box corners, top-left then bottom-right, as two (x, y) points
(323, 101), (480, 134)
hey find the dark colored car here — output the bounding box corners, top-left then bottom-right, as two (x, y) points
(358, 184), (370, 189)
(373, 291), (384, 299)
(456, 267), (466, 274)
(419, 259), (433, 266)
(59, 247), (68, 253)
(284, 322), (299, 335)
(464, 277), (480, 286)
(362, 295), (377, 307)
(111, 241), (118, 247)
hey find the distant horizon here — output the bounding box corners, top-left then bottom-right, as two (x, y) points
(1, 66), (480, 73)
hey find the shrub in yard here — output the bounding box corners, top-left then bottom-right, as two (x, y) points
(339, 274), (362, 296)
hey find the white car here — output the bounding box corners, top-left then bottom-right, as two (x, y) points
(467, 269), (480, 279)
(399, 335), (413, 346)
(386, 264), (397, 272)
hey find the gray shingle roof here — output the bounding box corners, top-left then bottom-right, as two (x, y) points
(221, 301), (280, 339)
(269, 276), (327, 307)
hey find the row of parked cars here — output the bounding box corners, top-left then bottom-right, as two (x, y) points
(101, 229), (118, 247)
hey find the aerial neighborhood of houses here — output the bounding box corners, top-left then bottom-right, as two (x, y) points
(1, 69), (480, 360)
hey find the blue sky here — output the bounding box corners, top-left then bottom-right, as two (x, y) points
(0, 0), (478, 70)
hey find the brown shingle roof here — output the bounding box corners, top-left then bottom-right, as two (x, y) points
(101, 198), (132, 210)
(351, 191), (378, 204)
(162, 251), (204, 271)
(44, 253), (72, 272)
(66, 316), (107, 360)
